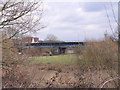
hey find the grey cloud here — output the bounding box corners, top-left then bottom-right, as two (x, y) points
(59, 16), (83, 25)
(35, 2), (117, 41)
(81, 2), (108, 12)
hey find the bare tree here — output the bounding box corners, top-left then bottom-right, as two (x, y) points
(104, 2), (119, 41)
(0, 0), (45, 88)
(0, 0), (45, 66)
(0, 0), (45, 64)
(0, 0), (45, 41)
(45, 34), (59, 42)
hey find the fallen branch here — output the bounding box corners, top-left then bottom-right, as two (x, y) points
(99, 76), (120, 89)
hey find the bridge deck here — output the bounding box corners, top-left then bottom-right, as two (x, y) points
(26, 42), (84, 47)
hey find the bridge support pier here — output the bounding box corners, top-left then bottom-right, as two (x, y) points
(58, 47), (66, 54)
(51, 47), (66, 55)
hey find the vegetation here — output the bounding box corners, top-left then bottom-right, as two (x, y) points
(24, 37), (118, 88)
(76, 38), (118, 69)
(1, 0), (118, 88)
(29, 54), (78, 63)
(1, 0), (44, 88)
(75, 38), (118, 88)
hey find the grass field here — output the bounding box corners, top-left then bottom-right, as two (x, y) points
(29, 54), (79, 63)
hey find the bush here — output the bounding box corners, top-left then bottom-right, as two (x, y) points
(2, 38), (32, 88)
(75, 38), (118, 88)
(76, 38), (118, 69)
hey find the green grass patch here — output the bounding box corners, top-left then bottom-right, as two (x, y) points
(29, 54), (78, 63)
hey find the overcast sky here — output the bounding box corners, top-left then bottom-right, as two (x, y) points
(32, 2), (118, 42)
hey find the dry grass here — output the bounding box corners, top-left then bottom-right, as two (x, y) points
(2, 37), (119, 88)
(75, 38), (118, 88)
(2, 38), (32, 88)
(76, 38), (118, 69)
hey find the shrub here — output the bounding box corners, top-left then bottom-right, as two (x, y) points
(76, 38), (118, 70)
(75, 38), (118, 88)
(2, 38), (32, 88)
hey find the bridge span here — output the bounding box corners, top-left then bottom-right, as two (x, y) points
(25, 42), (85, 55)
(26, 42), (85, 47)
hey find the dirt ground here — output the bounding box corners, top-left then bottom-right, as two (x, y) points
(13, 60), (118, 88)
